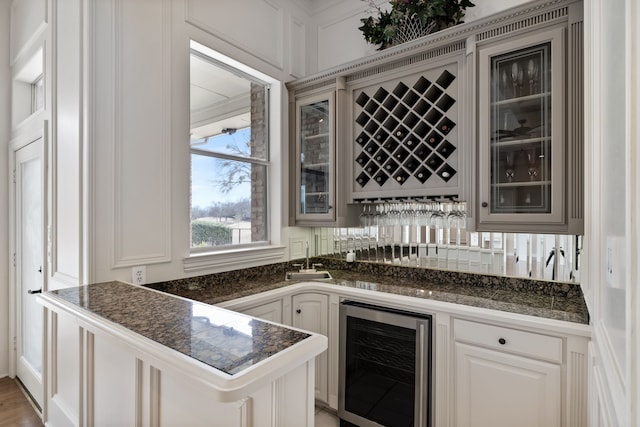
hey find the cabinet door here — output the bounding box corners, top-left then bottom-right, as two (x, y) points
(292, 293), (329, 403)
(242, 299), (283, 323)
(454, 342), (561, 427)
(295, 92), (335, 222)
(477, 27), (566, 231)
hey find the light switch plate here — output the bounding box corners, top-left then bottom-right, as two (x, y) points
(605, 236), (625, 289)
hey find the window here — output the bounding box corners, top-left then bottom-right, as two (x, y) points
(31, 74), (44, 113)
(190, 43), (269, 250)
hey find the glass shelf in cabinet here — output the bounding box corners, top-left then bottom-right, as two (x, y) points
(491, 136), (551, 148)
(301, 162), (329, 169)
(491, 180), (551, 188)
(301, 132), (330, 140)
(491, 91), (551, 107)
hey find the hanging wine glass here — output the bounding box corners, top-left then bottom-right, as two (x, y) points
(359, 204), (370, 228)
(447, 201), (467, 249)
(447, 202), (467, 230)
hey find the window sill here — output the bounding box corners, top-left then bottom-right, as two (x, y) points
(184, 245), (286, 273)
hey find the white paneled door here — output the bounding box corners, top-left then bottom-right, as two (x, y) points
(14, 138), (45, 409)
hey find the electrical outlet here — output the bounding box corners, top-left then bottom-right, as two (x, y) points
(132, 266), (146, 285)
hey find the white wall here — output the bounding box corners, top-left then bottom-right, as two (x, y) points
(0, 0), (12, 377)
(50, 0), (82, 291)
(584, 0), (640, 424)
(87, 0), (317, 285)
(310, 0), (532, 72)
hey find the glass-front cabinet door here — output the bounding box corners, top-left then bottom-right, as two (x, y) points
(295, 92), (335, 222)
(478, 27), (565, 231)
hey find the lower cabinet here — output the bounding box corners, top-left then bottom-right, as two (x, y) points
(222, 285), (589, 424)
(292, 292), (329, 404)
(241, 299), (283, 323)
(453, 319), (563, 427)
(41, 303), (319, 427)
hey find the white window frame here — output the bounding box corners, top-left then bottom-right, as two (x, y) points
(184, 40), (285, 272)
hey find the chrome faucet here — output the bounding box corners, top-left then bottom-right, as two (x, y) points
(296, 241), (322, 272)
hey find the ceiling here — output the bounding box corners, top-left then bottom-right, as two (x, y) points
(190, 53), (252, 141)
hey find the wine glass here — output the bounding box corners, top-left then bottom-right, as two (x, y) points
(359, 204), (370, 228)
(447, 201), (467, 249)
(501, 69), (509, 100)
(505, 151), (516, 182)
(447, 202), (467, 230)
(527, 59), (539, 95)
(517, 66), (524, 96)
(527, 148), (538, 181)
(429, 202), (447, 246)
(510, 62), (520, 97)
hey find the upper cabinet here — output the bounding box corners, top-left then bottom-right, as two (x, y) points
(289, 78), (350, 226)
(287, 0), (583, 233)
(476, 24), (582, 233)
(295, 92), (335, 222)
(471, 1), (584, 235)
(349, 57), (467, 202)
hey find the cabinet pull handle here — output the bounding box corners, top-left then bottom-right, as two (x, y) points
(482, 202), (488, 208)
(296, 309), (301, 314)
(498, 338), (506, 345)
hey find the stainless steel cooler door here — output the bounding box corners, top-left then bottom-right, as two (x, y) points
(338, 301), (432, 427)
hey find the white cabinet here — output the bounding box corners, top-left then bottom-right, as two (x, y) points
(39, 291), (325, 427)
(453, 319), (562, 427)
(455, 343), (561, 427)
(292, 292), (329, 403)
(220, 282), (589, 423)
(240, 299), (283, 323)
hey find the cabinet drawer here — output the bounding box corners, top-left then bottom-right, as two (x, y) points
(454, 319), (563, 363)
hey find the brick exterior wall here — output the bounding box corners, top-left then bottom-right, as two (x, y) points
(250, 83), (267, 242)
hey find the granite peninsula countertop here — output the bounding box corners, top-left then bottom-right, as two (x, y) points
(148, 259), (590, 325)
(40, 281), (316, 375)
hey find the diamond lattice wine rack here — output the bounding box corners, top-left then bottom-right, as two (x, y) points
(351, 64), (460, 200)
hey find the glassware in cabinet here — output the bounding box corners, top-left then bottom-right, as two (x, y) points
(490, 42), (551, 214)
(477, 27), (570, 232)
(295, 92), (335, 222)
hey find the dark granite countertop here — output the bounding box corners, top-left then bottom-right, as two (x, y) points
(148, 258), (590, 325)
(44, 281), (311, 375)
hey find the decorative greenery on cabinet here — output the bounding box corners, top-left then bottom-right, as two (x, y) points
(359, 0), (476, 50)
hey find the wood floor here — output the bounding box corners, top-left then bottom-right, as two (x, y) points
(0, 377), (43, 427)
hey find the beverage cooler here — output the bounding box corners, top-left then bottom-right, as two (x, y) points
(339, 301), (433, 427)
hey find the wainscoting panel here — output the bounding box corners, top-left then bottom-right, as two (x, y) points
(185, 0), (285, 72)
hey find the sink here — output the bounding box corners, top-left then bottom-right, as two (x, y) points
(285, 271), (333, 281)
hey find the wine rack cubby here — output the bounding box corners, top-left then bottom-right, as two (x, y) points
(351, 63), (461, 200)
